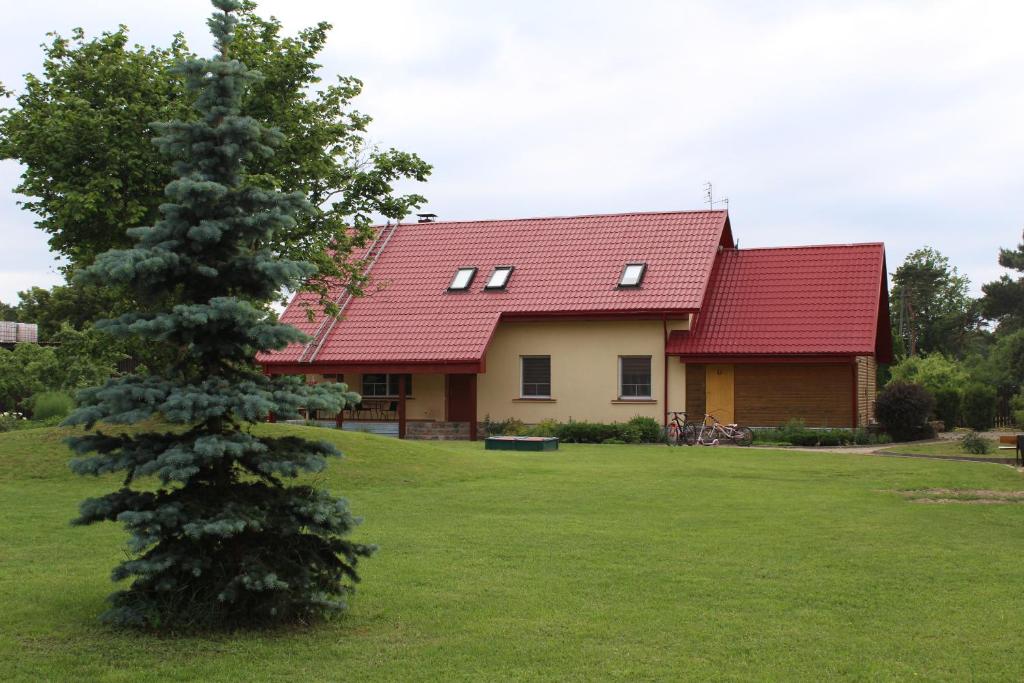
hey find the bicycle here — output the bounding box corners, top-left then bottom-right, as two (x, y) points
(695, 413), (753, 447)
(664, 411), (697, 446)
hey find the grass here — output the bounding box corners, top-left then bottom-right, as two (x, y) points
(2, 425), (1024, 680)
(880, 438), (1006, 458)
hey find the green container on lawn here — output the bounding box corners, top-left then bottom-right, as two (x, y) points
(485, 436), (559, 451)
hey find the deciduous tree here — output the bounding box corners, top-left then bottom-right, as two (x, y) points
(0, 1), (429, 314)
(890, 247), (981, 358)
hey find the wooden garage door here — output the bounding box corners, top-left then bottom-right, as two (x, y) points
(734, 364), (853, 427)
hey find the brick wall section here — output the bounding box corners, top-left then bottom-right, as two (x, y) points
(734, 363), (854, 428)
(406, 421), (470, 440)
(856, 355), (877, 427)
(685, 364), (706, 419)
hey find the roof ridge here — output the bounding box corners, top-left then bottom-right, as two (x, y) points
(378, 208), (727, 228)
(727, 242), (884, 253)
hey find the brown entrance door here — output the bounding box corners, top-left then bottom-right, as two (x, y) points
(446, 374), (476, 422)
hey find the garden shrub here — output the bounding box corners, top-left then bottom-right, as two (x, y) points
(959, 430), (992, 455)
(874, 381), (935, 441)
(0, 411), (27, 432)
(1013, 392), (1024, 428)
(482, 416), (527, 436)
(626, 416), (662, 443)
(526, 418), (561, 437)
(852, 428), (871, 445)
(789, 431), (821, 446)
(28, 391), (75, 420)
(961, 384), (997, 431)
(556, 421), (621, 444)
(932, 387), (961, 431)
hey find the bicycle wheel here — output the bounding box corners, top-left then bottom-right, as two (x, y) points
(733, 426), (753, 447)
(664, 423), (680, 446)
(682, 422), (697, 446)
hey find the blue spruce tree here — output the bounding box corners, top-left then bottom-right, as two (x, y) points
(66, 0), (373, 629)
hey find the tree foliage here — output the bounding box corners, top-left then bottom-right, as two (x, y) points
(888, 352), (968, 395)
(981, 229), (1024, 333)
(964, 329), (1024, 401)
(960, 384), (997, 432)
(65, 1), (372, 629)
(890, 247), (981, 358)
(0, 326), (122, 411)
(0, 0), (429, 315)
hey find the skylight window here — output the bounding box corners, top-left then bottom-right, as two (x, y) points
(618, 263), (647, 288)
(485, 266), (514, 290)
(448, 267), (477, 291)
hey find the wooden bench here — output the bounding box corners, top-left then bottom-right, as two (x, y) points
(998, 435), (1024, 466)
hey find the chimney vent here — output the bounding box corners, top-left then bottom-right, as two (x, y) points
(417, 213), (437, 223)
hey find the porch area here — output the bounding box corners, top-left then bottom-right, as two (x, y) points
(270, 368), (480, 440)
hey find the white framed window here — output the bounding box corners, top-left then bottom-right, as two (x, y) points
(485, 266), (514, 290)
(520, 356), (551, 398)
(618, 356), (652, 399)
(448, 267), (477, 291)
(618, 263), (646, 288)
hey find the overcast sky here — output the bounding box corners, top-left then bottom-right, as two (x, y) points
(2, 0), (1022, 304)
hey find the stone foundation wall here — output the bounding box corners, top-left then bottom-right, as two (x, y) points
(406, 420), (471, 440)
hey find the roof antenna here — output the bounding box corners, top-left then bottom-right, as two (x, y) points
(703, 182), (729, 210)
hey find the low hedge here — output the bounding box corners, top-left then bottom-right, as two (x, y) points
(751, 419), (891, 447)
(961, 384), (997, 432)
(481, 415), (664, 444)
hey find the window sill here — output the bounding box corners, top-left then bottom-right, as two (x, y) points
(611, 399), (656, 404)
(514, 397), (556, 402)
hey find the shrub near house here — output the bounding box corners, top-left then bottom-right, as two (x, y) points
(875, 382), (935, 441)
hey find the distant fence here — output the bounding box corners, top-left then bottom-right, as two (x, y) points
(995, 415), (1016, 429)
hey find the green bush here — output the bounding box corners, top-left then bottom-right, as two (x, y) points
(525, 419), (561, 437)
(626, 416), (662, 443)
(960, 431), (992, 455)
(482, 416), (527, 437)
(814, 432), (839, 447)
(932, 388), (961, 431)
(556, 421), (621, 444)
(1010, 392), (1024, 429)
(875, 381), (935, 441)
(0, 411), (28, 432)
(28, 391), (75, 420)
(961, 384), (997, 432)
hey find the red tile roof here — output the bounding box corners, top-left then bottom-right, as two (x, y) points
(259, 210), (731, 367)
(666, 243), (889, 359)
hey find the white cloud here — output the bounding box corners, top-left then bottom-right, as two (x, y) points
(2, 0), (1022, 299)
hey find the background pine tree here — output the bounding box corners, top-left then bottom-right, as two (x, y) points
(66, 0), (373, 629)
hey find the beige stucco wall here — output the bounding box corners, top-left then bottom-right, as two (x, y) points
(477, 319), (688, 424)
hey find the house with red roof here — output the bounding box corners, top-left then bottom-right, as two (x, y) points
(258, 210), (891, 439)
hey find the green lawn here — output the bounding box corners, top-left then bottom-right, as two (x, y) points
(2, 425), (1024, 681)
(880, 438), (1008, 458)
